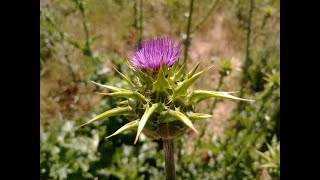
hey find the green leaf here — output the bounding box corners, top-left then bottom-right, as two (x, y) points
(128, 98), (138, 109)
(186, 112), (212, 120)
(117, 100), (129, 105)
(134, 103), (164, 144)
(68, 39), (82, 49)
(158, 109), (198, 134)
(113, 66), (137, 87)
(175, 111), (198, 134)
(172, 66), (213, 101)
(256, 150), (272, 162)
(77, 106), (133, 128)
(168, 61), (179, 77)
(129, 66), (153, 85)
(95, 91), (147, 103)
(158, 111), (211, 123)
(91, 81), (126, 92)
(187, 90), (254, 104)
(260, 163), (278, 168)
(106, 120), (139, 139)
(158, 111), (178, 123)
(186, 60), (201, 79)
(172, 61), (187, 82)
(267, 143), (276, 159)
(152, 66), (171, 92)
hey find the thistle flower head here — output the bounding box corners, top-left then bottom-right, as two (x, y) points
(128, 37), (182, 70)
(78, 37), (254, 144)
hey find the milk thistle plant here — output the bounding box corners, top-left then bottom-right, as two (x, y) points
(78, 37), (253, 179)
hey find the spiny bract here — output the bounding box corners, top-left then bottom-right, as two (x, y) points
(78, 37), (253, 144)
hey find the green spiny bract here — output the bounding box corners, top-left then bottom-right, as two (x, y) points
(78, 62), (253, 144)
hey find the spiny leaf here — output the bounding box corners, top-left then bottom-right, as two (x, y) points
(129, 66), (153, 85)
(91, 81), (126, 92)
(77, 106), (133, 128)
(256, 150), (272, 162)
(112, 66), (136, 87)
(128, 98), (138, 109)
(172, 61), (187, 82)
(117, 100), (129, 105)
(152, 66), (171, 92)
(187, 90), (254, 105)
(168, 60), (180, 77)
(95, 91), (147, 103)
(158, 109), (198, 134)
(68, 39), (82, 49)
(172, 66), (214, 101)
(106, 120), (139, 139)
(158, 111), (177, 123)
(161, 63), (169, 75)
(186, 60), (202, 79)
(260, 164), (278, 168)
(158, 111), (211, 123)
(267, 143), (276, 159)
(134, 103), (164, 144)
(173, 110), (198, 134)
(186, 112), (212, 120)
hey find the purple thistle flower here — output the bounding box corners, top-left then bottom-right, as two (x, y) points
(128, 37), (182, 70)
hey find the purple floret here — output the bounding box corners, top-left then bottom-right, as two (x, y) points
(128, 37), (182, 70)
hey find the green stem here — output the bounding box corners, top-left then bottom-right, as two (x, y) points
(210, 74), (225, 112)
(77, 0), (89, 45)
(133, 0), (138, 30)
(163, 139), (176, 180)
(182, 0), (195, 66)
(138, 0), (143, 48)
(191, 0), (220, 34)
(64, 50), (78, 82)
(237, 0), (254, 112)
(239, 0), (254, 98)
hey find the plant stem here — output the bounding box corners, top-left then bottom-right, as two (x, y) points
(138, 0), (143, 48)
(163, 139), (176, 180)
(77, 0), (89, 45)
(182, 0), (194, 65)
(210, 74), (225, 112)
(239, 0), (254, 98)
(73, 0), (90, 46)
(237, 0), (254, 112)
(191, 0), (220, 34)
(64, 49), (78, 82)
(133, 0), (138, 30)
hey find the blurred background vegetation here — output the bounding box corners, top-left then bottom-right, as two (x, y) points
(40, 0), (280, 179)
